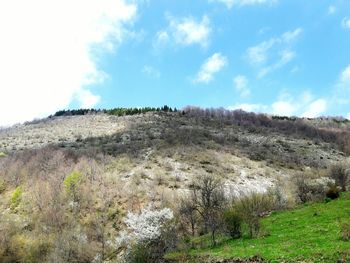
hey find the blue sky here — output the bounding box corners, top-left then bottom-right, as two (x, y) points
(1, 0), (350, 125)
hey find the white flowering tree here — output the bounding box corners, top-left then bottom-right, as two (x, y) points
(116, 206), (174, 262)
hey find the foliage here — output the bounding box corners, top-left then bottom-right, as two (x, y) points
(51, 108), (102, 117)
(223, 208), (242, 239)
(64, 171), (83, 202)
(51, 105), (177, 118)
(10, 186), (23, 210)
(0, 152), (6, 158)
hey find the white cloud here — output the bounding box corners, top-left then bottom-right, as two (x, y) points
(331, 65), (350, 106)
(328, 5), (336, 15)
(290, 66), (300, 74)
(210, 0), (277, 9)
(271, 94), (326, 117)
(246, 28), (301, 77)
(258, 49), (296, 78)
(0, 0), (137, 126)
(271, 101), (296, 116)
(142, 65), (161, 79)
(77, 90), (101, 109)
(155, 30), (170, 45)
(155, 15), (211, 49)
(340, 65), (350, 85)
(229, 91), (326, 117)
(194, 53), (228, 84)
(302, 99), (327, 118)
(247, 39), (276, 65)
(170, 16), (211, 47)
(341, 17), (350, 29)
(233, 75), (250, 97)
(281, 28), (303, 43)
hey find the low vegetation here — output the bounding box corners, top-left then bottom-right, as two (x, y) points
(167, 192), (350, 262)
(0, 107), (350, 262)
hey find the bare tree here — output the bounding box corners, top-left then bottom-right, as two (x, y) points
(179, 198), (198, 237)
(191, 174), (226, 246)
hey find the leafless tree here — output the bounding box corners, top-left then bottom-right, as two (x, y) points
(190, 174), (226, 246)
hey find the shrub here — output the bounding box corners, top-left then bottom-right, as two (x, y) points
(223, 208), (242, 239)
(64, 171), (83, 202)
(0, 178), (6, 193)
(117, 206), (175, 263)
(10, 186), (23, 210)
(235, 192), (274, 238)
(340, 222), (350, 241)
(329, 162), (350, 192)
(295, 173), (333, 203)
(0, 152), (6, 158)
(268, 185), (288, 210)
(325, 185), (340, 200)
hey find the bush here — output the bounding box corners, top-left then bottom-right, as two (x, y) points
(117, 207), (175, 263)
(329, 162), (350, 192)
(325, 185), (340, 200)
(340, 222), (350, 241)
(10, 186), (23, 210)
(0, 178), (6, 193)
(0, 152), (6, 158)
(223, 208), (242, 239)
(235, 192), (274, 238)
(295, 173), (333, 203)
(64, 171), (83, 202)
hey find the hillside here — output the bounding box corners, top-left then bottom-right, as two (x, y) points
(0, 111), (347, 195)
(0, 108), (350, 262)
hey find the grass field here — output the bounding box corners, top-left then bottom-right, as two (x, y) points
(167, 192), (350, 262)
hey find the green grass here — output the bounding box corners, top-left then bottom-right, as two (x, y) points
(168, 193), (350, 262)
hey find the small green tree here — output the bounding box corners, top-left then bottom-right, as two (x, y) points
(64, 171), (83, 202)
(11, 186), (23, 210)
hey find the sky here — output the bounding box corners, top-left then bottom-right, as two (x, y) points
(1, 0), (350, 126)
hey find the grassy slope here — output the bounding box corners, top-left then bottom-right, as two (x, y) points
(169, 192), (350, 262)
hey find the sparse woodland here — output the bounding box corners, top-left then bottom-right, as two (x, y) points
(0, 107), (350, 262)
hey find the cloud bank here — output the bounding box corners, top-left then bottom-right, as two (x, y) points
(0, 0), (136, 126)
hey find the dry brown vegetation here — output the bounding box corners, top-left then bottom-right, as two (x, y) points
(0, 108), (350, 262)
